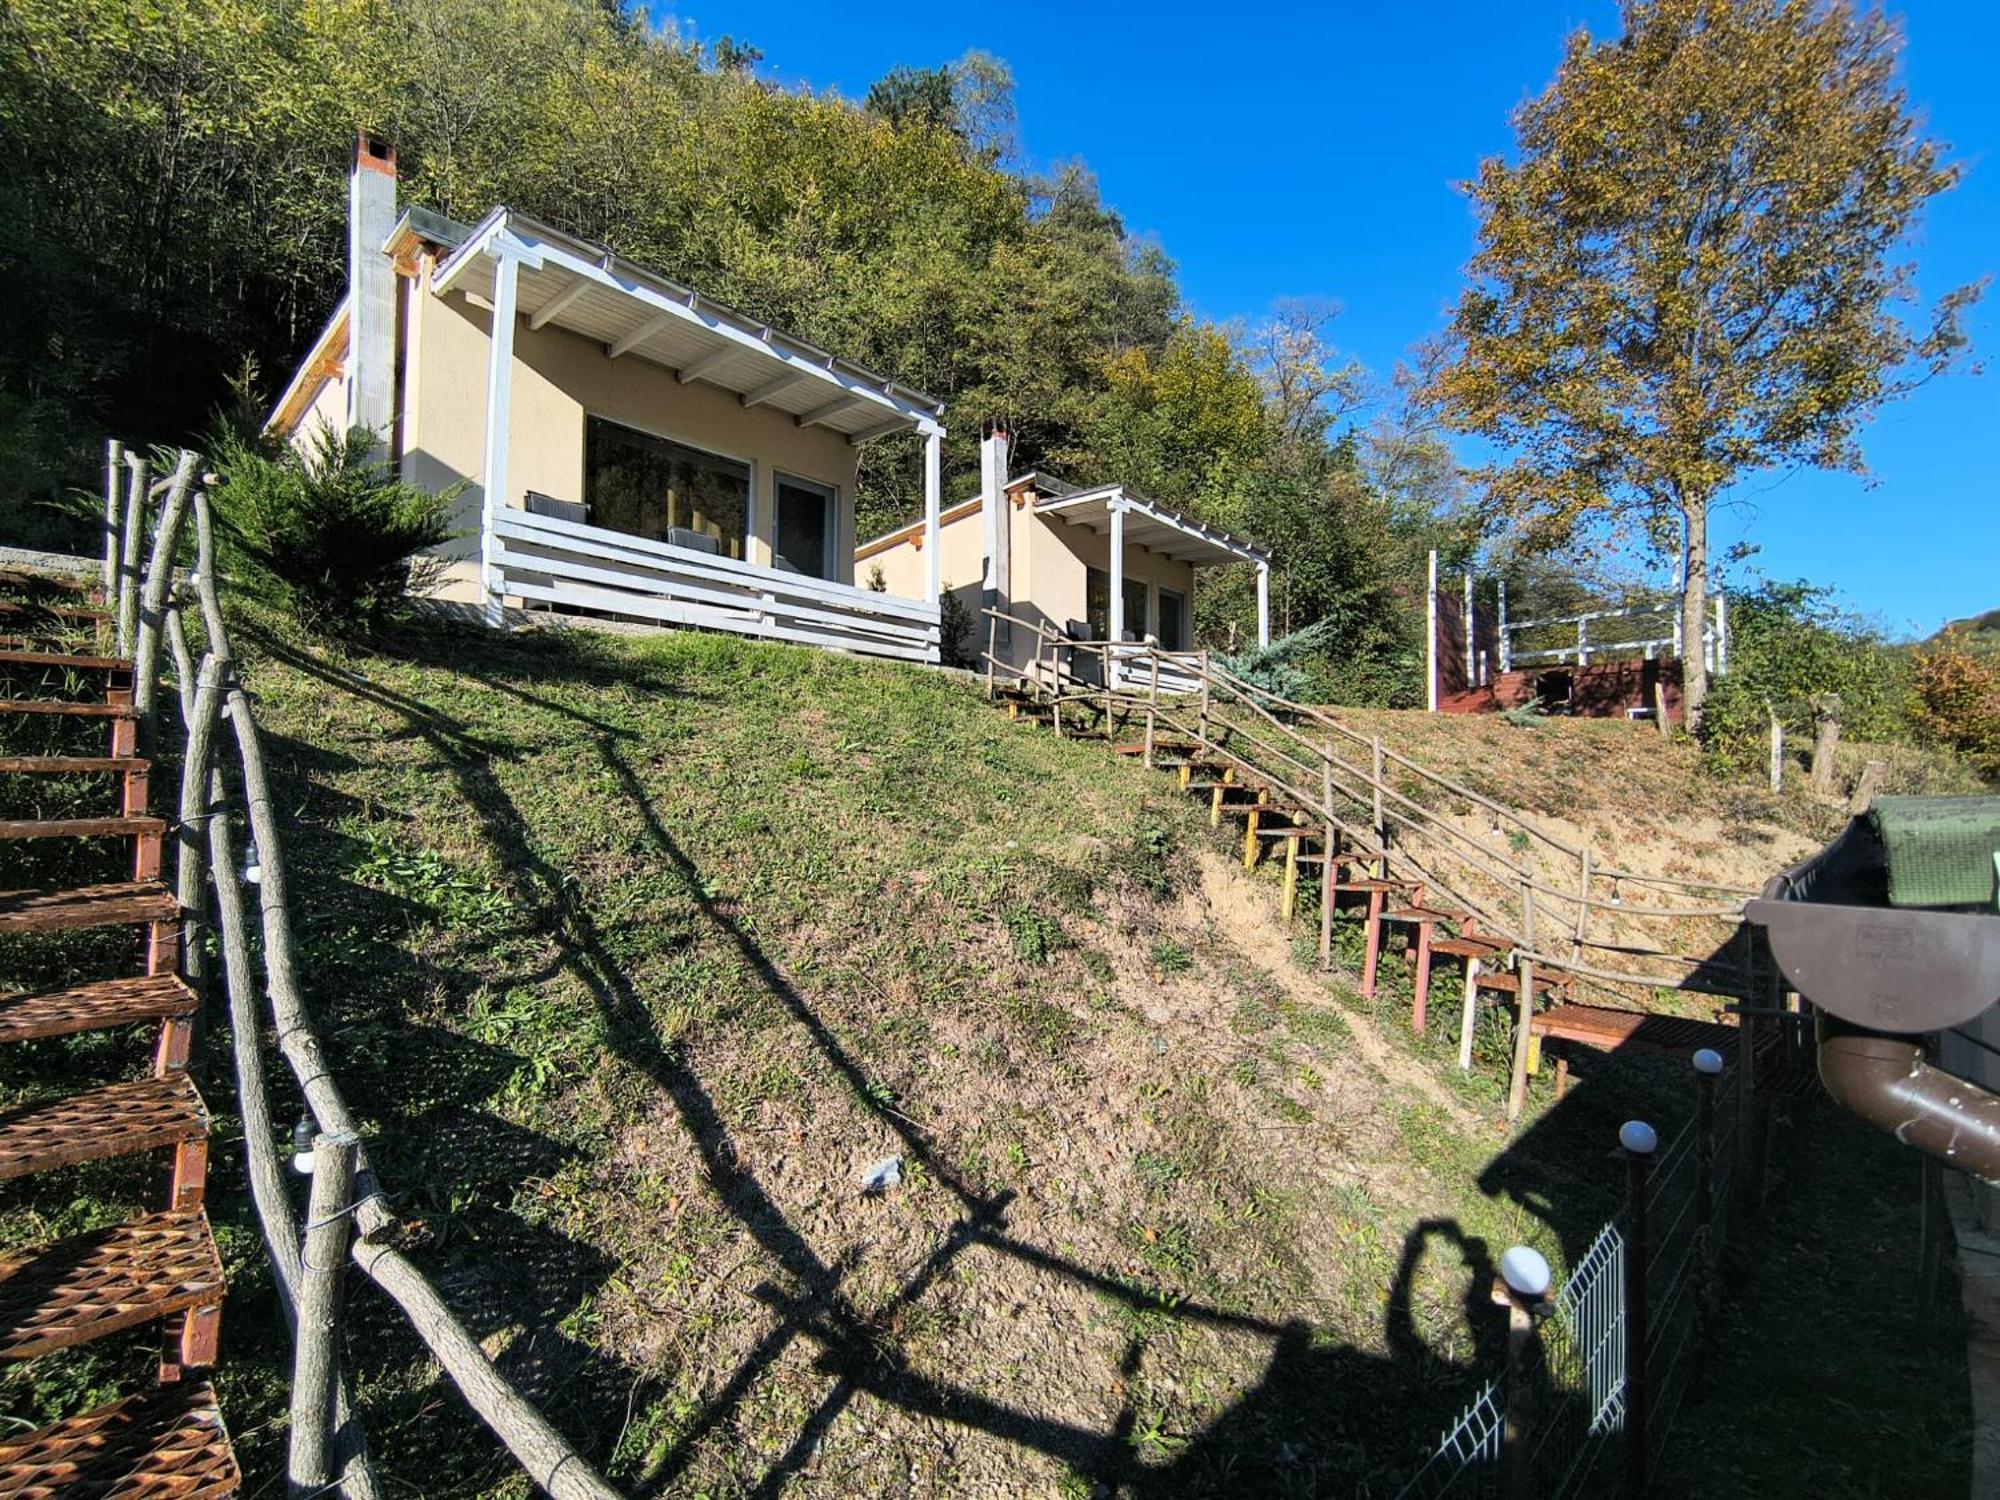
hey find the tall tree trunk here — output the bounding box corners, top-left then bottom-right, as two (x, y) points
(1679, 498), (1710, 724)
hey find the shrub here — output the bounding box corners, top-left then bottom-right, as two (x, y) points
(1912, 630), (2000, 780)
(1698, 579), (1916, 773)
(211, 424), (460, 634)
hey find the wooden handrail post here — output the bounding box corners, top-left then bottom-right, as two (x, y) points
(1506, 859), (1538, 1121)
(102, 439), (123, 599)
(1320, 751), (1336, 968)
(1145, 649), (1161, 766)
(1198, 652), (1211, 753)
(985, 613), (998, 698)
(1370, 735), (1386, 863)
(1572, 848), (1591, 963)
(1102, 642), (1114, 725)
(290, 1132), (360, 1497)
(118, 453), (149, 656)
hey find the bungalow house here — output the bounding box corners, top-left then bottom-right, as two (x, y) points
(856, 423), (1271, 683)
(268, 135), (947, 663)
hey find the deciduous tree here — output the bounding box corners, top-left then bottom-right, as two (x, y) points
(1424, 0), (1979, 721)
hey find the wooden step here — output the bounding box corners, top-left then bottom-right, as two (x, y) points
(0, 700), (137, 719)
(1478, 967), (1572, 998)
(0, 817), (165, 842)
(1334, 878), (1417, 895)
(1530, 1003), (1737, 1056)
(0, 976), (197, 1045)
(0, 756), (147, 776)
(1255, 824), (1323, 841)
(0, 1380), (237, 1498)
(1112, 742), (1199, 757)
(1384, 904), (1465, 925)
(0, 601), (111, 622)
(0, 882), (176, 935)
(0, 1211), (223, 1361)
(0, 1074), (207, 1182)
(0, 650), (130, 674)
(1431, 934), (1508, 959)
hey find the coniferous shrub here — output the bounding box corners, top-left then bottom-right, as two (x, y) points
(210, 424), (460, 635)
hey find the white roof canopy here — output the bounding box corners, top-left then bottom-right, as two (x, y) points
(1035, 486), (1270, 567)
(432, 208), (944, 443)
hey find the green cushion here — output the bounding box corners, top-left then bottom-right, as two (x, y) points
(1869, 795), (2000, 910)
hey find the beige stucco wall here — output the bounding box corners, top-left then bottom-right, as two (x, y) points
(1026, 511), (1196, 648)
(399, 265), (863, 604)
(857, 493), (1196, 670)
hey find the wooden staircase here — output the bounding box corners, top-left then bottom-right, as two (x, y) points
(0, 579), (238, 1493)
(1011, 667), (1745, 1099)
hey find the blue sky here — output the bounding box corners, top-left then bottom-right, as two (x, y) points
(671, 1), (1997, 637)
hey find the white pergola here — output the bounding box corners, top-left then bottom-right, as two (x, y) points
(428, 208), (948, 618)
(1035, 485), (1272, 649)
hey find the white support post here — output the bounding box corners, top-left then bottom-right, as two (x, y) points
(480, 250), (521, 628)
(922, 429), (942, 607)
(1463, 571), (1475, 685)
(1714, 591), (1728, 676)
(1256, 560), (1271, 649)
(1497, 579), (1510, 674)
(1108, 498), (1126, 690)
(1426, 549), (1439, 712)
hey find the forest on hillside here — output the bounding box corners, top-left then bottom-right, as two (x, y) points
(0, 0), (1468, 698)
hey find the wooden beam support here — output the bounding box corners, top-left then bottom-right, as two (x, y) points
(607, 312), (674, 359)
(797, 392), (865, 429)
(742, 370), (809, 409)
(527, 276), (590, 330)
(676, 343), (737, 385)
(849, 415), (913, 446)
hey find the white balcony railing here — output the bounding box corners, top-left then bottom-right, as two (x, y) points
(490, 506), (941, 664)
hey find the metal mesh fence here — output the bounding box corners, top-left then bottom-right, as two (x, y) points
(1395, 1038), (1800, 1500)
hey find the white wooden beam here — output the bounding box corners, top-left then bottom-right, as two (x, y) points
(848, 415), (913, 446)
(608, 312), (674, 359)
(923, 430), (942, 607)
(797, 393), (864, 429)
(743, 370), (809, 409)
(527, 275), (590, 330)
(481, 250), (521, 627)
(1256, 560), (1271, 649)
(677, 343), (737, 385)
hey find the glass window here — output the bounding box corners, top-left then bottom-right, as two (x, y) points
(584, 417), (750, 560)
(774, 476), (835, 579)
(1157, 588), (1186, 650)
(1122, 577), (1150, 641)
(1085, 567), (1110, 639)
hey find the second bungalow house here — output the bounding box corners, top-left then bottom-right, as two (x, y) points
(269, 135), (948, 664)
(857, 424), (1271, 685)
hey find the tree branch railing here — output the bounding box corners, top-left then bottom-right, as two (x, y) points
(104, 441), (624, 1500)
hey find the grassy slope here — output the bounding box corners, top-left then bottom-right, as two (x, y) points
(0, 609), (1972, 1496)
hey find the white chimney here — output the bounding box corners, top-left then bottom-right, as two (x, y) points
(980, 420), (1012, 640)
(347, 133), (399, 447)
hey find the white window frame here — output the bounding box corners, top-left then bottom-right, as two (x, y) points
(773, 470), (840, 581)
(582, 408), (758, 561)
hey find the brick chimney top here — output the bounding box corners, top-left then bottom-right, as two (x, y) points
(355, 132), (397, 178)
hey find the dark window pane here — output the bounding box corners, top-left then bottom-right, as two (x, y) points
(775, 479), (832, 579)
(1158, 589), (1185, 650)
(1122, 577), (1149, 640)
(583, 417), (749, 559)
(1085, 567), (1110, 639)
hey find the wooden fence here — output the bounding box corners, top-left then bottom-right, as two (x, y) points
(105, 442), (623, 1499)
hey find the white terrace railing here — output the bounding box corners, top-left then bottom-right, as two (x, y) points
(1501, 596), (1728, 675)
(490, 506), (942, 665)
